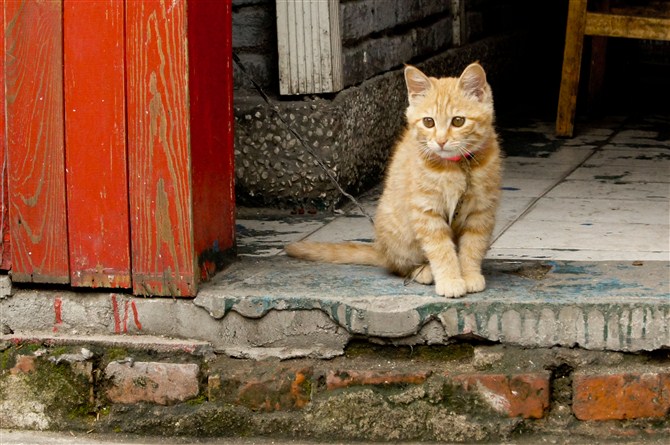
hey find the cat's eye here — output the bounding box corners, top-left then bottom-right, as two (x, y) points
(422, 117), (435, 128)
(451, 116), (466, 127)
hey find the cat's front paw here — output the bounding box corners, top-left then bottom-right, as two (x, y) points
(411, 264), (434, 284)
(435, 278), (467, 298)
(463, 273), (486, 293)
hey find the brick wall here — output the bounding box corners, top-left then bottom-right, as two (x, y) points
(339, 0), (452, 87)
(3, 340), (669, 440)
(233, 0), (547, 94)
(232, 0), (277, 91)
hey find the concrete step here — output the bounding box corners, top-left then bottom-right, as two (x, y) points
(195, 258), (669, 358)
(2, 259), (668, 360)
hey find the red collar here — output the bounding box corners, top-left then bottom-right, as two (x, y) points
(445, 152), (475, 162)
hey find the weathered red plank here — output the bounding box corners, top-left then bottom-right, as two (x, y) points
(0, 0), (10, 271)
(126, 0), (196, 296)
(63, 0), (131, 288)
(187, 0), (236, 280)
(4, 0), (69, 283)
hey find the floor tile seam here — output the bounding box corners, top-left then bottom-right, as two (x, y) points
(531, 195), (670, 202)
(278, 218), (345, 247)
(504, 157), (595, 164)
(486, 256), (670, 262)
(488, 246), (670, 252)
(544, 194), (668, 202)
(506, 215), (670, 224)
(490, 149), (601, 245)
(510, 213), (670, 223)
(577, 164), (670, 170)
(487, 243), (670, 249)
(552, 179), (670, 186)
(595, 143), (670, 147)
(543, 195), (670, 201)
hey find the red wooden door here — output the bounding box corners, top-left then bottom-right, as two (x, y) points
(64, 0), (131, 288)
(0, 0), (9, 270)
(126, 0), (235, 296)
(4, 0), (69, 283)
(1, 0), (235, 296)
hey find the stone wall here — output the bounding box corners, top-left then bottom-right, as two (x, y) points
(232, 0), (560, 208)
(232, 0), (542, 93)
(232, 0), (277, 91)
(339, 0), (453, 87)
(2, 338), (669, 441)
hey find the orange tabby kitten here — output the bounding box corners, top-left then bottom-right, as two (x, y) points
(286, 63), (502, 298)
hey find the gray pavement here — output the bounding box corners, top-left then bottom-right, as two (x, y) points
(1, 430), (667, 445)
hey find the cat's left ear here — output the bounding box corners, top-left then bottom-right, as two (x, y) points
(458, 63), (488, 102)
(404, 65), (432, 105)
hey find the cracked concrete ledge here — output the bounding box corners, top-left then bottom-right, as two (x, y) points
(195, 258), (670, 354)
(2, 259), (667, 359)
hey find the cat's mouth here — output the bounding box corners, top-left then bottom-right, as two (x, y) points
(433, 149), (473, 162)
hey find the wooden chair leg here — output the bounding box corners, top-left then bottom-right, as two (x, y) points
(556, 0), (588, 137)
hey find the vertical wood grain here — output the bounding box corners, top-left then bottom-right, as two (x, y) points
(5, 0), (69, 283)
(0, 0), (10, 271)
(63, 0), (131, 288)
(451, 0), (467, 47)
(126, 0), (196, 296)
(187, 0), (236, 281)
(277, 0), (343, 95)
(556, 0), (588, 137)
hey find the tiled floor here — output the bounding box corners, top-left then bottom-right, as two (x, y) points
(237, 115), (669, 263)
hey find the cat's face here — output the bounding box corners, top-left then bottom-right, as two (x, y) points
(404, 64), (494, 163)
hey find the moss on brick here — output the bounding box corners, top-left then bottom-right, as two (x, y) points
(105, 347), (130, 363)
(0, 348), (13, 370)
(344, 341), (474, 362)
(0, 346), (96, 430)
(29, 358), (95, 423)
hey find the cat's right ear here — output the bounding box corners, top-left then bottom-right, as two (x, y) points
(404, 66), (432, 105)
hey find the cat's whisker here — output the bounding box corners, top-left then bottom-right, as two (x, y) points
(455, 144), (480, 167)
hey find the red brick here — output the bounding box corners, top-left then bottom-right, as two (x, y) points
(235, 367), (312, 412)
(449, 372), (551, 419)
(573, 371), (670, 420)
(10, 355), (36, 374)
(105, 361), (199, 405)
(326, 369), (431, 390)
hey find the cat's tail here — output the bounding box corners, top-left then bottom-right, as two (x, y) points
(285, 241), (384, 267)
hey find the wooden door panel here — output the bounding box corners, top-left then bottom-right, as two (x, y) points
(1, 0), (235, 293)
(126, 0), (196, 296)
(4, 0), (69, 283)
(63, 0), (131, 288)
(187, 0), (236, 280)
(0, 0), (10, 271)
